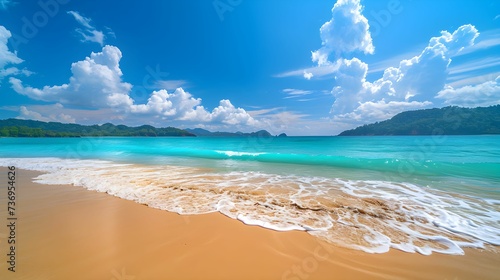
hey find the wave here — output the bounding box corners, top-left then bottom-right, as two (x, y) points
(215, 150), (267, 157)
(143, 147), (500, 181)
(1, 157), (499, 255)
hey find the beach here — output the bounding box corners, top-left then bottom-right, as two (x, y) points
(0, 168), (499, 280)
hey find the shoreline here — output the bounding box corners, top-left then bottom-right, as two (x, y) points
(0, 168), (499, 279)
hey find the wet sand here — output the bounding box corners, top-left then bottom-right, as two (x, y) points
(0, 168), (499, 280)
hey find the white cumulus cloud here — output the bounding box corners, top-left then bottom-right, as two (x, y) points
(130, 88), (207, 119)
(18, 104), (76, 123)
(0, 26), (21, 68)
(333, 100), (432, 124)
(303, 71), (313, 80)
(10, 45), (134, 108)
(0, 25), (31, 83)
(329, 24), (481, 125)
(312, 0), (374, 66)
(10, 45), (258, 128)
(210, 99), (257, 126)
(130, 88), (257, 126)
(436, 76), (500, 107)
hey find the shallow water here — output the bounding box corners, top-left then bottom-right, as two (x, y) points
(1, 135), (499, 254)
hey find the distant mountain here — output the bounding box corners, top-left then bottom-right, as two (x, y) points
(339, 105), (500, 136)
(0, 119), (195, 137)
(184, 128), (213, 136)
(185, 128), (274, 137)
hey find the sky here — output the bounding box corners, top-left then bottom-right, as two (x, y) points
(0, 0), (499, 136)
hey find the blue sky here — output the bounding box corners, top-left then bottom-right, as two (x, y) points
(0, 0), (499, 135)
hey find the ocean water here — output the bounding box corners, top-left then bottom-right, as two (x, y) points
(1, 135), (499, 255)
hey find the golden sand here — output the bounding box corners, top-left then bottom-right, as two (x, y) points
(0, 168), (498, 279)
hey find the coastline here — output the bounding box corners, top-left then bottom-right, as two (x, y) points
(0, 168), (499, 279)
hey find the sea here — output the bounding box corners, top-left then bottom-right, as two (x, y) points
(1, 135), (499, 255)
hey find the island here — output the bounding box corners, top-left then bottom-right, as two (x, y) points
(339, 105), (500, 136)
(0, 119), (279, 138)
(185, 128), (274, 137)
(0, 119), (195, 137)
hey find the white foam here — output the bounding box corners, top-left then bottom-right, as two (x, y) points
(237, 214), (306, 231)
(215, 150), (266, 157)
(1, 157), (499, 255)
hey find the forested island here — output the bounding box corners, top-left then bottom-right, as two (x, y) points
(0, 119), (195, 137)
(0, 119), (277, 138)
(339, 105), (500, 136)
(4, 105), (498, 137)
(185, 128), (274, 137)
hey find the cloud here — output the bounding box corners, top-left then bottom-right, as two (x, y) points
(210, 99), (257, 126)
(329, 24), (481, 124)
(249, 109), (351, 136)
(448, 56), (500, 76)
(333, 100), (432, 124)
(130, 88), (207, 119)
(67, 11), (108, 46)
(1, 103), (128, 125)
(0, 25), (32, 83)
(429, 24), (480, 56)
(330, 57), (370, 114)
(311, 0), (374, 66)
(250, 109), (311, 135)
(67, 10), (93, 29)
(10, 45), (258, 128)
(456, 29), (500, 56)
(367, 47), (423, 74)
(446, 72), (500, 88)
(154, 80), (187, 90)
(105, 26), (116, 38)
(436, 76), (500, 107)
(275, 0), (373, 81)
(0, 26), (22, 69)
(305, 0), (488, 129)
(283, 88), (312, 96)
(275, 62), (340, 79)
(283, 88), (315, 101)
(10, 45), (134, 108)
(18, 104), (76, 123)
(303, 71), (313, 80)
(130, 89), (257, 126)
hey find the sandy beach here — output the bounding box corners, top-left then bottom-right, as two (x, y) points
(0, 167), (499, 280)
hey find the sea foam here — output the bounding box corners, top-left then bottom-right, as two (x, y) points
(1, 157), (499, 255)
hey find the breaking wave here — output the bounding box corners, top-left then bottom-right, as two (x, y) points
(1, 157), (499, 255)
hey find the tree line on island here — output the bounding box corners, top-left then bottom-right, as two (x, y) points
(184, 128), (284, 137)
(0, 119), (195, 137)
(339, 105), (500, 136)
(1, 105), (498, 137)
(0, 118), (282, 137)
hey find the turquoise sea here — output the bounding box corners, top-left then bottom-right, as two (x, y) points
(1, 135), (499, 255)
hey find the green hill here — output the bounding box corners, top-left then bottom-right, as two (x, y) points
(0, 119), (195, 137)
(339, 105), (500, 136)
(185, 128), (274, 137)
